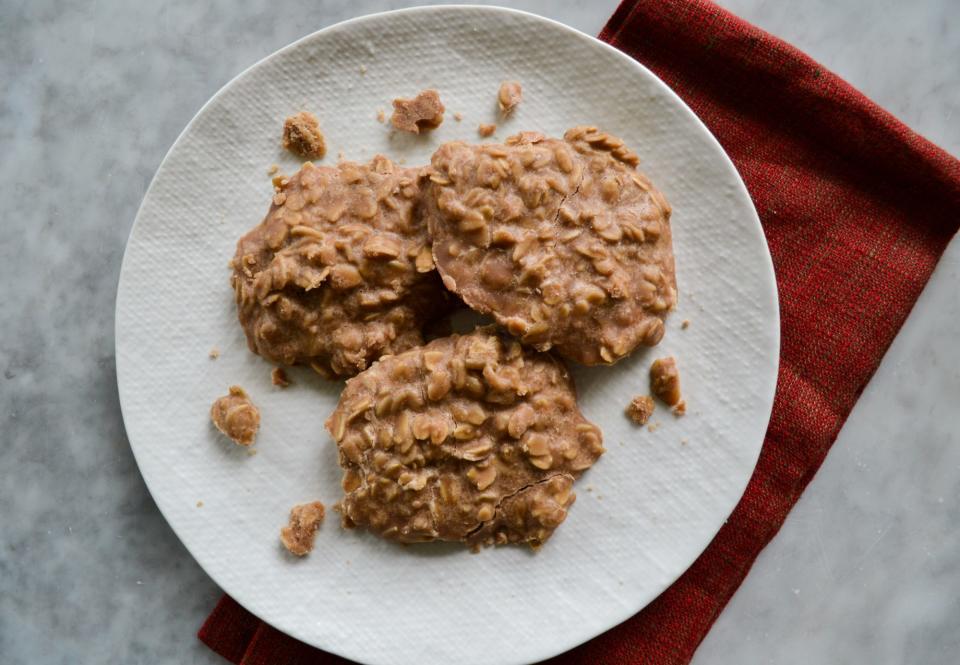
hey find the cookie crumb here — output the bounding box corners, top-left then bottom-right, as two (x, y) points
(497, 81), (522, 114)
(196, 500), (204, 508)
(390, 89), (444, 134)
(376, 109), (385, 123)
(625, 395), (655, 425)
(681, 319), (690, 329)
(282, 111), (326, 159)
(247, 448), (258, 456)
(271, 367), (291, 387)
(208, 347), (220, 359)
(210, 386), (260, 446)
(680, 438), (688, 445)
(453, 112), (463, 122)
(267, 164), (279, 176)
(359, 64), (367, 75)
(672, 400), (687, 417)
(650, 357), (683, 407)
(647, 421), (661, 433)
(280, 501), (326, 556)
(477, 123), (496, 138)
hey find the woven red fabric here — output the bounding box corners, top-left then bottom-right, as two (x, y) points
(199, 1), (960, 663)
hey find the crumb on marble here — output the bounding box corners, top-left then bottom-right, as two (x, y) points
(282, 111), (326, 159)
(271, 367), (291, 387)
(280, 501), (326, 556)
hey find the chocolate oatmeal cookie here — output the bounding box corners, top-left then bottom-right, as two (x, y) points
(326, 327), (603, 548)
(231, 156), (448, 378)
(424, 127), (677, 365)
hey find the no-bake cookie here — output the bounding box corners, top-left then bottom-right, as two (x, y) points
(231, 156), (448, 378)
(326, 327), (603, 548)
(423, 127), (677, 365)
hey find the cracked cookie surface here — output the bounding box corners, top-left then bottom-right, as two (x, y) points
(326, 327), (603, 548)
(231, 156), (447, 378)
(424, 127), (677, 365)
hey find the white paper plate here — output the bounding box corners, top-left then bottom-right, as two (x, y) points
(116, 6), (778, 664)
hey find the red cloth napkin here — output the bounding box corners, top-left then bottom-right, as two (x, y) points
(199, 1), (960, 663)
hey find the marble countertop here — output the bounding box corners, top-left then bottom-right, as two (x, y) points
(2, 1), (957, 663)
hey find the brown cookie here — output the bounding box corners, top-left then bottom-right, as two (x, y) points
(326, 327), (604, 549)
(424, 127), (677, 365)
(231, 157), (448, 378)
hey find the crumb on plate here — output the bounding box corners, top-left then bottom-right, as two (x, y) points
(210, 386), (260, 446)
(280, 501), (325, 556)
(497, 81), (522, 114)
(625, 394), (655, 425)
(271, 367), (291, 387)
(282, 111), (326, 159)
(390, 89), (444, 134)
(650, 356), (682, 406)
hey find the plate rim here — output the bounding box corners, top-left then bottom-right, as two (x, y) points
(115, 5), (780, 663)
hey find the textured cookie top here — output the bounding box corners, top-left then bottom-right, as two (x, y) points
(326, 327), (604, 548)
(231, 157), (446, 378)
(424, 127), (677, 365)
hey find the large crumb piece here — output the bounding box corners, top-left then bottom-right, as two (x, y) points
(625, 395), (655, 425)
(271, 367), (291, 387)
(280, 501), (325, 556)
(391, 89), (444, 134)
(210, 386), (260, 446)
(477, 123), (496, 137)
(282, 111), (326, 159)
(497, 81), (522, 115)
(328, 326), (603, 550)
(650, 357), (682, 407)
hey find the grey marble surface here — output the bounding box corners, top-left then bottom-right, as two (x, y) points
(1, 1), (957, 664)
